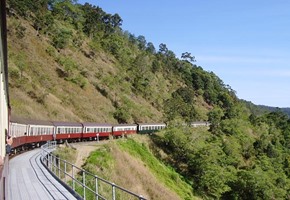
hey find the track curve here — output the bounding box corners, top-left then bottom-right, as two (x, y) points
(8, 148), (78, 200)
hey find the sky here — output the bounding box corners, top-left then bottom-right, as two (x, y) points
(78, 0), (290, 108)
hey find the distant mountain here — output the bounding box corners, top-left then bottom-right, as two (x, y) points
(280, 107), (290, 117)
(242, 100), (290, 117)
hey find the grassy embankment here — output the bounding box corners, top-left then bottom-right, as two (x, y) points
(79, 136), (200, 200)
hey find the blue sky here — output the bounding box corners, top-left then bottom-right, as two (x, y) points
(78, 0), (290, 108)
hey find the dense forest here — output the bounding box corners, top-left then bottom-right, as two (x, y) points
(6, 0), (290, 199)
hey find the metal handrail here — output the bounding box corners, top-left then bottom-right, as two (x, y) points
(41, 141), (146, 200)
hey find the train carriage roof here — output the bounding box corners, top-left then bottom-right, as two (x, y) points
(137, 123), (166, 126)
(82, 122), (112, 127)
(10, 116), (54, 126)
(113, 124), (137, 127)
(52, 121), (83, 127)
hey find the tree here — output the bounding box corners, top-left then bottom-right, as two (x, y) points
(81, 3), (105, 38)
(208, 107), (224, 133)
(181, 52), (196, 63)
(146, 42), (156, 54)
(158, 43), (168, 55)
(137, 35), (146, 50)
(111, 13), (122, 28)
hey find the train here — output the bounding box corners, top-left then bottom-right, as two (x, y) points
(9, 117), (167, 152)
(9, 117), (210, 153)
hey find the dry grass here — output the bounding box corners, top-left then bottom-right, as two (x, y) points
(7, 15), (168, 123)
(74, 140), (185, 200)
(110, 144), (182, 200)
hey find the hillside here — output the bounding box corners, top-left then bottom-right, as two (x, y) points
(58, 136), (201, 200)
(6, 0), (290, 199)
(6, 0), (231, 124)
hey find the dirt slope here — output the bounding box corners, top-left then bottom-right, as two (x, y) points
(72, 141), (182, 200)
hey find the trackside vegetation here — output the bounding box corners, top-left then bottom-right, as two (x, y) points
(116, 138), (197, 200)
(79, 141), (198, 200)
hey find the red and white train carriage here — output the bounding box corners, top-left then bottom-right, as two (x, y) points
(9, 117), (210, 152)
(53, 121), (83, 141)
(112, 124), (138, 137)
(10, 118), (55, 149)
(82, 122), (112, 139)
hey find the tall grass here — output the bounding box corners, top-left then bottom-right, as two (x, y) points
(117, 138), (196, 200)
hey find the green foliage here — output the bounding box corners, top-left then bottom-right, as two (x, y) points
(153, 110), (290, 199)
(84, 145), (114, 172)
(113, 107), (130, 123)
(52, 27), (72, 49)
(45, 46), (57, 57)
(55, 56), (88, 88)
(66, 74), (88, 89)
(207, 107), (224, 133)
(117, 138), (196, 200)
(164, 87), (199, 122)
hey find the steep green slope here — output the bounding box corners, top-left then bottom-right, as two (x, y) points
(7, 0), (238, 124)
(80, 136), (200, 200)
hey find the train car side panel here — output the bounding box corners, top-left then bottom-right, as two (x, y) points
(82, 123), (112, 139)
(138, 123), (166, 134)
(113, 124), (137, 137)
